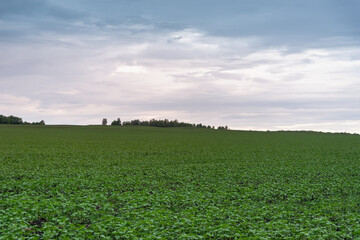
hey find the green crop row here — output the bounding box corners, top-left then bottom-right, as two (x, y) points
(0, 125), (359, 239)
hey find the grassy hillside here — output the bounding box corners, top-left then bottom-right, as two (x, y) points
(1, 125), (360, 239)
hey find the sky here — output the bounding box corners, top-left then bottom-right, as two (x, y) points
(0, 0), (360, 132)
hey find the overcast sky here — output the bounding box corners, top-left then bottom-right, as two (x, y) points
(1, 0), (359, 132)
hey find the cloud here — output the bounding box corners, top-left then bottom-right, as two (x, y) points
(0, 94), (43, 121)
(0, 1), (359, 132)
(115, 65), (147, 74)
(0, 0), (84, 20)
(3, 0), (359, 49)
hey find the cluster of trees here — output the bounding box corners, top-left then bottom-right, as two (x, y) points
(0, 115), (45, 125)
(217, 126), (229, 130)
(103, 118), (229, 130)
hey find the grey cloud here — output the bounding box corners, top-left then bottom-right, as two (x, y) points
(2, 0), (359, 52)
(1, 1), (360, 132)
(0, 0), (84, 20)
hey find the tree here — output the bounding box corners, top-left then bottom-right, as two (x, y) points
(217, 126), (229, 130)
(115, 118), (223, 129)
(8, 115), (23, 124)
(111, 118), (121, 126)
(131, 119), (141, 126)
(102, 118), (107, 126)
(0, 114), (44, 125)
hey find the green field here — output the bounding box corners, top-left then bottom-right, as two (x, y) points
(1, 125), (360, 239)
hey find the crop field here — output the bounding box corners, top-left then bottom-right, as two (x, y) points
(0, 125), (360, 239)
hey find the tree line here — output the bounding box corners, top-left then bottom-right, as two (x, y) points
(0, 114), (45, 125)
(103, 118), (229, 130)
